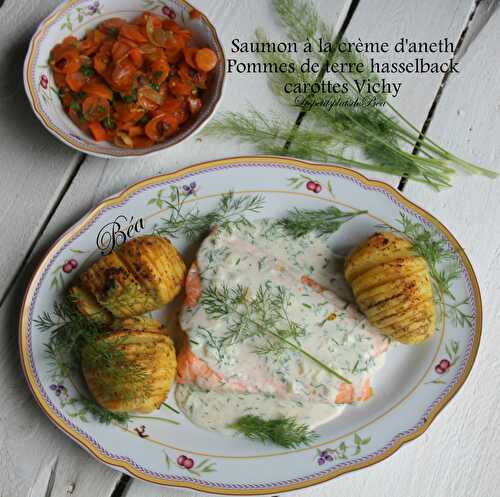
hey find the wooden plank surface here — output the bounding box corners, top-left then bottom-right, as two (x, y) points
(0, 0), (82, 303)
(301, 0), (476, 188)
(1, 0), (498, 496)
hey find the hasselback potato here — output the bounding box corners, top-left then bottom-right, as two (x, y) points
(71, 235), (186, 319)
(345, 232), (436, 345)
(82, 329), (177, 413)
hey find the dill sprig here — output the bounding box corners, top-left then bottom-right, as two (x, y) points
(280, 206), (366, 238)
(200, 283), (351, 383)
(231, 415), (319, 448)
(206, 0), (497, 189)
(154, 190), (265, 240)
(35, 299), (150, 424)
(383, 213), (473, 327)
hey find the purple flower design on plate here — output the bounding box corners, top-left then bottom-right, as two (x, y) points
(87, 1), (100, 14)
(50, 383), (66, 397)
(182, 182), (197, 196)
(317, 450), (334, 465)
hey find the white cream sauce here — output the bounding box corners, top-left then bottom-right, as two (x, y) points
(176, 220), (389, 431)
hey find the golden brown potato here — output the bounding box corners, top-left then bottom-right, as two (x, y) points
(73, 235), (186, 319)
(345, 232), (436, 345)
(68, 285), (112, 325)
(82, 330), (177, 413)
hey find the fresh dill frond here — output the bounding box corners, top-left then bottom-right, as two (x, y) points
(231, 415), (319, 448)
(205, 0), (497, 189)
(381, 213), (473, 328)
(35, 298), (151, 424)
(154, 189), (265, 240)
(280, 206), (366, 238)
(200, 283), (350, 383)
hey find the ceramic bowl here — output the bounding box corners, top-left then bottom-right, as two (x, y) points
(23, 0), (225, 159)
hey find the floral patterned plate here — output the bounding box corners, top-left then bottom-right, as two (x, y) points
(19, 157), (481, 494)
(23, 0), (225, 158)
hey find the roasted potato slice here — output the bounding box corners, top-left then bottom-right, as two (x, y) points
(74, 235), (186, 318)
(68, 285), (112, 325)
(345, 232), (414, 283)
(345, 232), (436, 344)
(82, 330), (177, 413)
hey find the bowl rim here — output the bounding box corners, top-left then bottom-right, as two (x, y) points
(23, 0), (226, 159)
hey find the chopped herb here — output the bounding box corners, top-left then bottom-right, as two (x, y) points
(74, 91), (87, 100)
(70, 101), (82, 113)
(138, 114), (150, 125)
(122, 88), (137, 103)
(96, 105), (106, 113)
(108, 27), (119, 37)
(153, 70), (163, 80)
(80, 64), (95, 77)
(279, 206), (366, 238)
(150, 81), (161, 91)
(231, 415), (318, 448)
(102, 116), (116, 129)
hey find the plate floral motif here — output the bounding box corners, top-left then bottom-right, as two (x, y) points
(19, 157), (481, 495)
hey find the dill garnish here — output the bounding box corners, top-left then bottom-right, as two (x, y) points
(231, 415), (318, 448)
(153, 190), (265, 240)
(280, 206), (366, 238)
(200, 283), (351, 383)
(35, 299), (150, 424)
(384, 213), (472, 326)
(205, 0), (497, 189)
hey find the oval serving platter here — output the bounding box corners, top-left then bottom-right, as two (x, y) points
(20, 157), (481, 495)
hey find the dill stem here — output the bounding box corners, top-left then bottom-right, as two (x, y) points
(130, 415), (180, 425)
(266, 328), (351, 383)
(228, 308), (351, 384)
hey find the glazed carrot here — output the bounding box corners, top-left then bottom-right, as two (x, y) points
(88, 121), (107, 141)
(82, 96), (110, 122)
(194, 48), (217, 72)
(168, 77), (192, 97)
(183, 47), (198, 69)
(82, 82), (113, 100)
(121, 23), (148, 43)
(66, 71), (86, 92)
(151, 58), (170, 83)
(49, 10), (219, 148)
(128, 47), (144, 68)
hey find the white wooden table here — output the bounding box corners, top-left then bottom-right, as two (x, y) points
(1, 1), (500, 496)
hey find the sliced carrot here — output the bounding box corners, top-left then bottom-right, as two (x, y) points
(82, 81), (113, 100)
(133, 12), (162, 28)
(65, 71), (86, 92)
(183, 47), (198, 69)
(195, 47), (217, 72)
(98, 18), (126, 35)
(120, 23), (148, 43)
(128, 125), (143, 137)
(128, 47), (144, 68)
(93, 52), (109, 75)
(150, 58), (170, 83)
(144, 113), (179, 141)
(110, 59), (136, 91)
(168, 76), (192, 97)
(82, 96), (110, 122)
(88, 121), (107, 141)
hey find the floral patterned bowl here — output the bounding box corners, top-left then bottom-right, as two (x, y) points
(23, 0), (225, 159)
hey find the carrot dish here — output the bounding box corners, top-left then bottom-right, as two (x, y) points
(48, 12), (218, 148)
